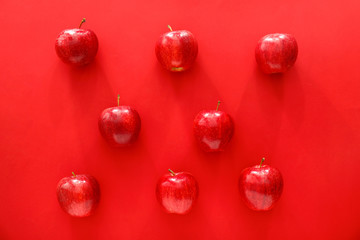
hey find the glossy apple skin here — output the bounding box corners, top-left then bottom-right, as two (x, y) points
(57, 174), (100, 217)
(239, 164), (283, 211)
(255, 33), (298, 74)
(98, 106), (141, 147)
(155, 30), (198, 72)
(193, 110), (234, 152)
(55, 28), (98, 66)
(156, 171), (199, 215)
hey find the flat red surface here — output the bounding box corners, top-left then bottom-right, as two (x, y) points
(0, 0), (359, 239)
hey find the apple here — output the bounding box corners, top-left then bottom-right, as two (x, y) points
(255, 33), (298, 74)
(193, 101), (234, 152)
(56, 172), (100, 217)
(156, 169), (199, 215)
(238, 158), (284, 211)
(155, 25), (198, 72)
(98, 95), (141, 147)
(55, 18), (98, 66)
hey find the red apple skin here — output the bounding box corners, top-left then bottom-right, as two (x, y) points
(255, 33), (298, 74)
(155, 28), (198, 72)
(156, 171), (199, 215)
(98, 106), (141, 147)
(193, 110), (234, 152)
(56, 174), (100, 217)
(239, 163), (283, 211)
(55, 27), (98, 66)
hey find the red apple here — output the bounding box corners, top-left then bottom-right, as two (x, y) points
(156, 169), (199, 215)
(255, 33), (298, 74)
(56, 172), (100, 217)
(239, 158), (284, 211)
(193, 101), (234, 152)
(98, 95), (141, 147)
(155, 25), (198, 72)
(55, 18), (98, 66)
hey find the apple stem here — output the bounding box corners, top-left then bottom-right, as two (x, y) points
(79, 18), (86, 28)
(72, 172), (76, 177)
(167, 25), (173, 31)
(168, 169), (176, 176)
(260, 157), (265, 168)
(216, 100), (221, 111)
(117, 94), (120, 106)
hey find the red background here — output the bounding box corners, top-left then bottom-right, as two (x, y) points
(0, 0), (359, 239)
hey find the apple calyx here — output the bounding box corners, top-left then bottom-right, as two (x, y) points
(167, 25), (173, 32)
(216, 100), (221, 111)
(79, 18), (86, 28)
(259, 157), (265, 168)
(72, 172), (76, 177)
(168, 169), (176, 176)
(117, 94), (120, 106)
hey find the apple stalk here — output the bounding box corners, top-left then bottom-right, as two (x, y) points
(260, 157), (265, 168)
(168, 169), (176, 176)
(216, 100), (221, 111)
(79, 18), (86, 28)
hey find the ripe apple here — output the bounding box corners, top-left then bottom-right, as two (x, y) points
(56, 172), (100, 217)
(156, 169), (199, 215)
(238, 158), (284, 211)
(155, 25), (198, 72)
(98, 95), (141, 147)
(55, 18), (98, 66)
(255, 33), (298, 74)
(193, 101), (234, 152)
